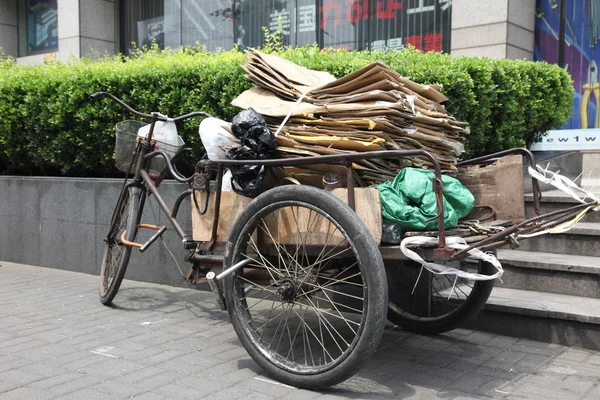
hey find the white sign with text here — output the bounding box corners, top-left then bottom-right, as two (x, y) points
(530, 129), (600, 151)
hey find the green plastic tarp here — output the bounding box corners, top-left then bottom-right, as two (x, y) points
(376, 168), (475, 231)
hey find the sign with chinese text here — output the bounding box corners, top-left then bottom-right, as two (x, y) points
(233, 0), (451, 52)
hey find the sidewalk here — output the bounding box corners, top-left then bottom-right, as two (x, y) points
(1, 262), (600, 400)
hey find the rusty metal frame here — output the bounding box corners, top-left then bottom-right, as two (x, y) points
(197, 149), (448, 251)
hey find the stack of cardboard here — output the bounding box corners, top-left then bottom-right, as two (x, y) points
(232, 50), (470, 186)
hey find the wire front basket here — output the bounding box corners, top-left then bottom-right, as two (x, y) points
(114, 120), (185, 175)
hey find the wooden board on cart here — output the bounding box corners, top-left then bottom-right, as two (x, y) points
(191, 188), (382, 245)
(457, 155), (525, 221)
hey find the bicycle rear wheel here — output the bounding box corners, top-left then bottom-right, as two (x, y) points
(223, 185), (387, 389)
(99, 185), (144, 305)
(386, 258), (496, 334)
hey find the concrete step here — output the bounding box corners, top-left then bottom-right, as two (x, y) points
(514, 222), (600, 257)
(464, 287), (600, 350)
(525, 190), (600, 223)
(496, 249), (600, 298)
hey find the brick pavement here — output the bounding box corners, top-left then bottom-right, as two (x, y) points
(1, 261), (600, 400)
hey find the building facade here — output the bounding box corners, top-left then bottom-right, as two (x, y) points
(2, 0), (594, 134)
(0, 0), (536, 62)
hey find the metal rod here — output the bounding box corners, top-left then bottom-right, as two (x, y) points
(140, 226), (167, 253)
(140, 170), (188, 241)
(433, 177), (446, 247)
(451, 200), (596, 259)
(216, 258), (254, 281)
(345, 161), (355, 211)
(558, 0), (567, 67)
(90, 92), (213, 122)
(190, 254), (225, 264)
(144, 150), (194, 183)
(172, 189), (193, 218)
(208, 164), (224, 249)
(206, 271), (226, 311)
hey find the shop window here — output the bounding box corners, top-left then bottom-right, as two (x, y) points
(18, 0), (58, 56)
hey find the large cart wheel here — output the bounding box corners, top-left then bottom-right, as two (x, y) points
(99, 186), (144, 305)
(223, 185), (388, 389)
(386, 257), (496, 334)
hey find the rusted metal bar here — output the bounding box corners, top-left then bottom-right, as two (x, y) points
(144, 150), (194, 183)
(201, 149), (446, 250)
(451, 200), (595, 259)
(140, 170), (188, 241)
(172, 189), (193, 218)
(345, 161), (355, 211)
(201, 164), (224, 252)
(433, 177), (446, 248)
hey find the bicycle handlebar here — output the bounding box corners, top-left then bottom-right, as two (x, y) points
(89, 91), (213, 122)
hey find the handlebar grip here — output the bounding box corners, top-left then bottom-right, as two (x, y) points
(89, 92), (107, 101)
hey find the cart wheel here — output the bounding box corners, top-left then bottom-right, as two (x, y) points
(386, 258), (496, 334)
(223, 185), (387, 389)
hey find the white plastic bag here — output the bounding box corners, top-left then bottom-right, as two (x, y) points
(199, 117), (241, 160)
(137, 116), (179, 150)
(221, 169), (233, 192)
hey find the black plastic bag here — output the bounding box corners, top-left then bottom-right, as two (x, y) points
(231, 108), (276, 156)
(226, 146), (265, 198)
(226, 108), (276, 197)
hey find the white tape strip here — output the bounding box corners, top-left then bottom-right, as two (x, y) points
(399, 236), (503, 281)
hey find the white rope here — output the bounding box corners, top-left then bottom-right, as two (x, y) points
(517, 164), (600, 239)
(400, 236), (503, 281)
(528, 164), (600, 211)
(274, 93), (306, 137)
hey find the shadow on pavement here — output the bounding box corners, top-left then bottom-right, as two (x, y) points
(110, 285), (229, 322)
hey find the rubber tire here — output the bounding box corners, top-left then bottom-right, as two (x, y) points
(223, 185), (388, 389)
(99, 186), (143, 305)
(386, 259), (496, 334)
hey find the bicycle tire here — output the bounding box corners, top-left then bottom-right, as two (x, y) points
(223, 185), (388, 389)
(386, 258), (496, 334)
(99, 186), (144, 305)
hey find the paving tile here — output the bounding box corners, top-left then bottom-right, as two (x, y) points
(2, 262), (600, 400)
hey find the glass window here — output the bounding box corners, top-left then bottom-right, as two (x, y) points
(120, 0), (165, 55)
(18, 0), (58, 56)
(163, 0), (235, 52)
(118, 0), (451, 55)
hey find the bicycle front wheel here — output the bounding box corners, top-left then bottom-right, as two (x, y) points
(99, 185), (144, 305)
(223, 185), (387, 389)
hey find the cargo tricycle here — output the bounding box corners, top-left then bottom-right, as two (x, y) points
(92, 92), (598, 389)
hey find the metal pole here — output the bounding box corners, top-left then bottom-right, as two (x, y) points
(558, 0), (567, 67)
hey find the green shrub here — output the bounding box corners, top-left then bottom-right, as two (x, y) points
(0, 46), (573, 177)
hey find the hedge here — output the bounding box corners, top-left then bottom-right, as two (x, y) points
(0, 46), (573, 177)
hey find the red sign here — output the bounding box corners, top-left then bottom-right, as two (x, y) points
(319, 0), (404, 29)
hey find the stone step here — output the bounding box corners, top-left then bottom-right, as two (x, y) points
(514, 222), (600, 257)
(496, 249), (600, 298)
(464, 287), (600, 350)
(525, 190), (600, 223)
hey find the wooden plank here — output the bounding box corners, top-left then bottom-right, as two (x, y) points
(191, 188), (382, 245)
(191, 192), (252, 243)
